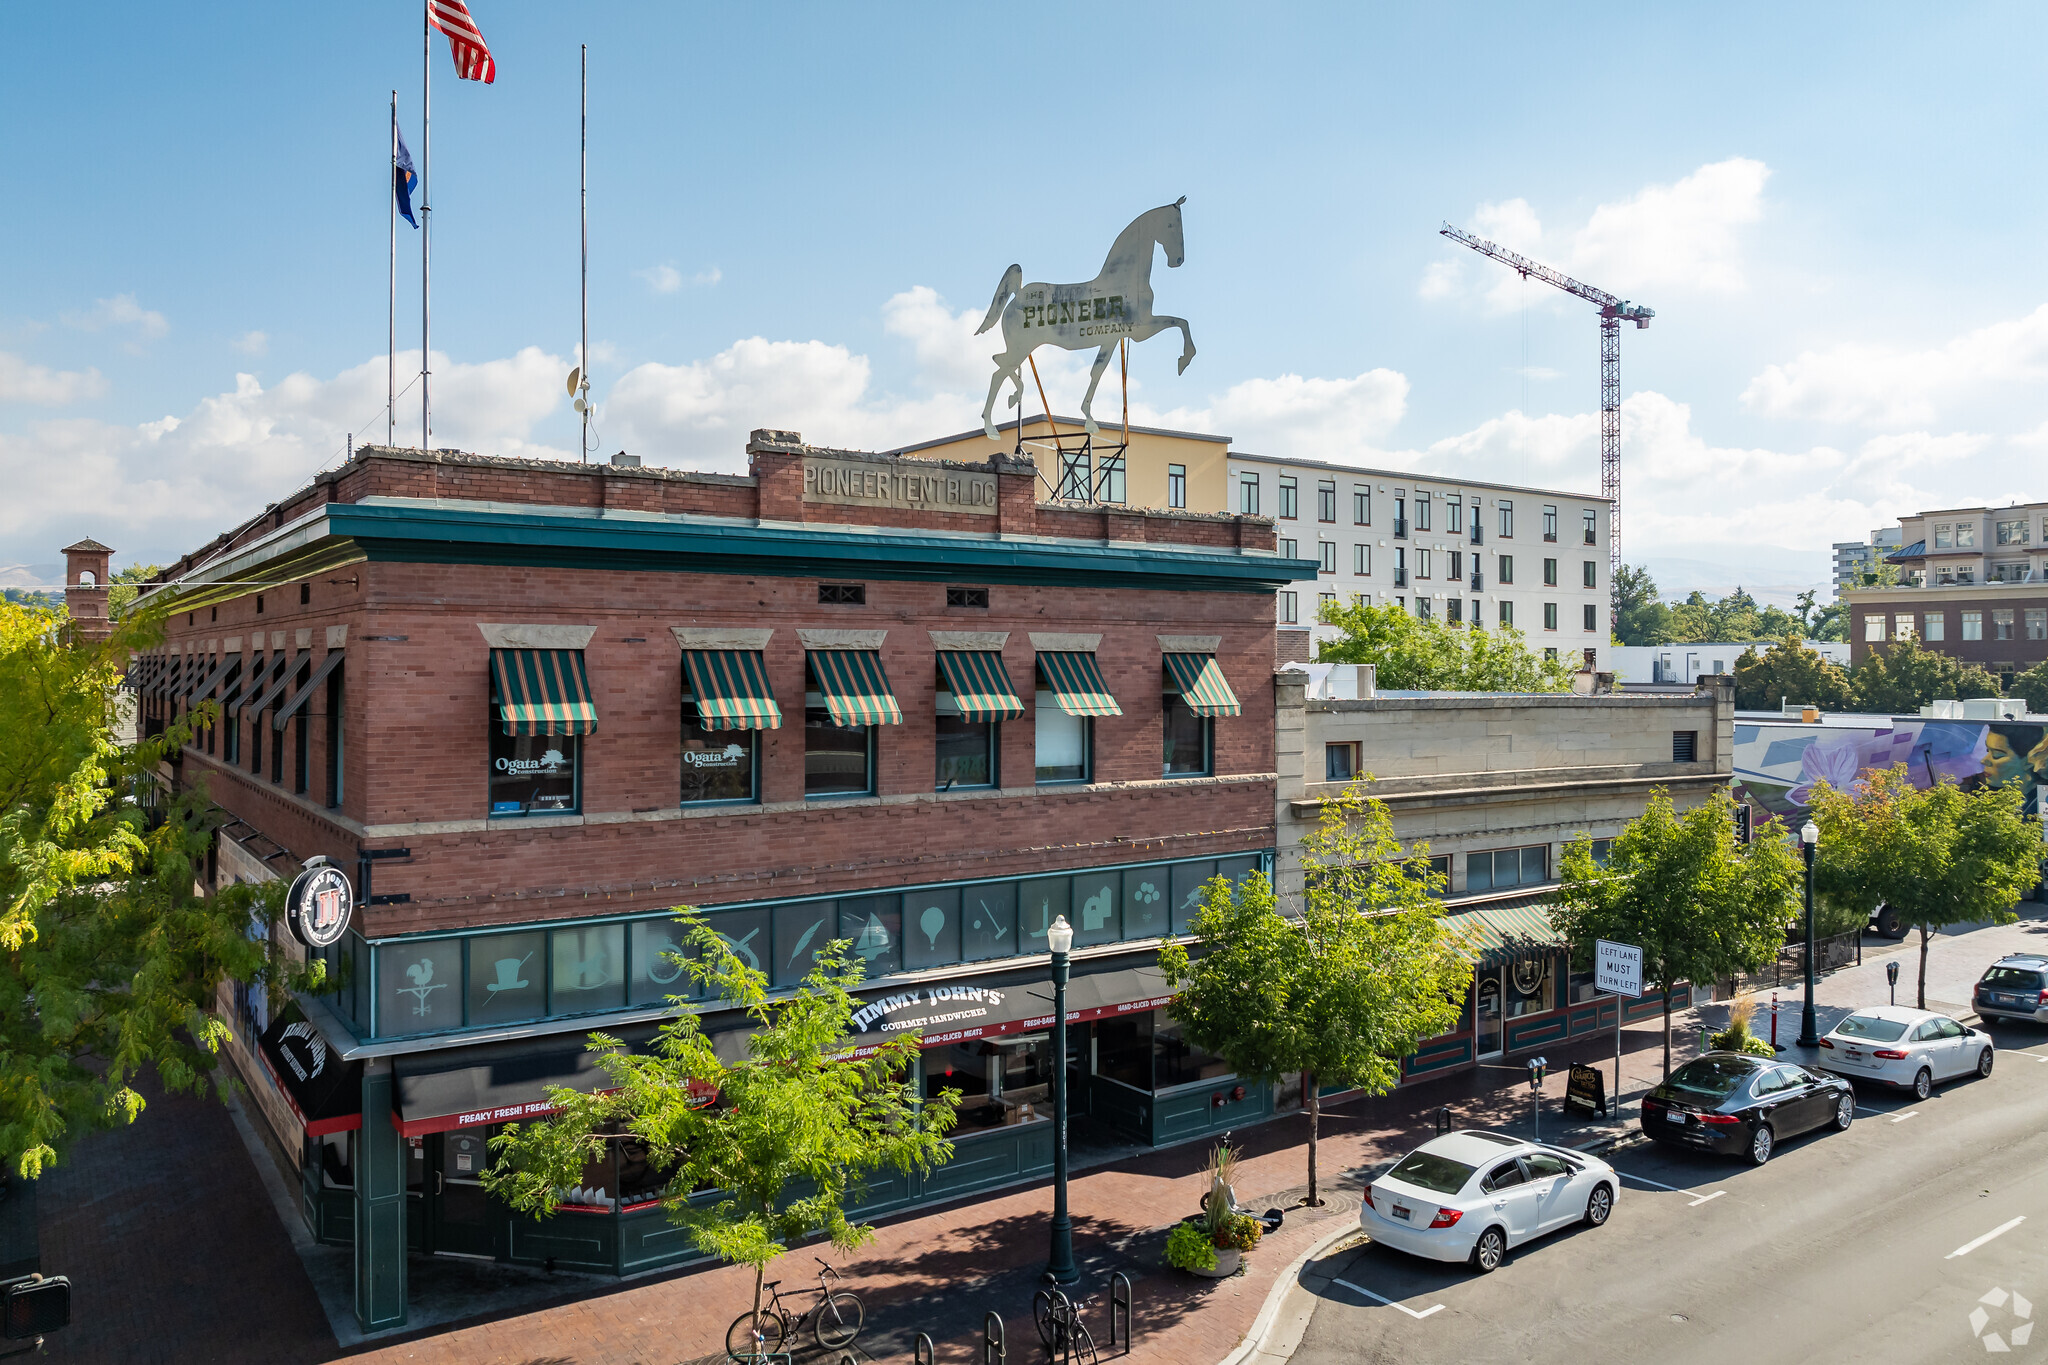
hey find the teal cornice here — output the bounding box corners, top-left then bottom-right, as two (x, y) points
(321, 502), (1320, 593)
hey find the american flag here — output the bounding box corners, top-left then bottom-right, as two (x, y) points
(429, 0), (496, 84)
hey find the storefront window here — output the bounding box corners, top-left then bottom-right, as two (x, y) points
(1094, 1015), (1153, 1088)
(680, 697), (757, 804)
(1154, 1021), (1231, 1088)
(489, 730), (579, 815)
(772, 902), (835, 987)
(921, 1036), (1053, 1132)
(904, 888), (961, 970)
(960, 882), (1017, 962)
(839, 894), (902, 977)
(378, 936), (463, 1035)
(935, 689), (996, 790)
(617, 1134), (678, 1206)
(1506, 954), (1557, 1017)
(468, 929), (547, 1025)
(805, 662), (874, 796)
(550, 922), (626, 1014)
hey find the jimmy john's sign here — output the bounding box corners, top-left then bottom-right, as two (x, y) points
(804, 456), (998, 516)
(849, 982), (1008, 1035)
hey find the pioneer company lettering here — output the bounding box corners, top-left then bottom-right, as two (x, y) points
(804, 457), (998, 515)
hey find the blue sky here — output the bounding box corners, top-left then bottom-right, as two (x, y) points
(6, 4), (2047, 600)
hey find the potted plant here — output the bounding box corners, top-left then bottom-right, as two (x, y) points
(1166, 1222), (1219, 1275)
(1167, 1140), (1260, 1277)
(1709, 992), (1777, 1057)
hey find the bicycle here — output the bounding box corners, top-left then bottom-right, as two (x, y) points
(724, 1257), (865, 1362)
(1032, 1288), (1099, 1365)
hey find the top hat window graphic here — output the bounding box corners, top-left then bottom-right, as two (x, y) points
(486, 952), (534, 998)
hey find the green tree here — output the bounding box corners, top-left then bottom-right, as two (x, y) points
(1551, 790), (1801, 1078)
(1808, 768), (2042, 1009)
(1613, 564), (1670, 646)
(107, 563), (163, 618)
(1159, 784), (1467, 1207)
(1849, 638), (2001, 713)
(1732, 635), (1854, 712)
(2010, 660), (2048, 715)
(1316, 599), (1576, 692)
(0, 601), (310, 1177)
(485, 914), (957, 1339)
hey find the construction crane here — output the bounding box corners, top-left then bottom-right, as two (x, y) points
(1439, 222), (1653, 591)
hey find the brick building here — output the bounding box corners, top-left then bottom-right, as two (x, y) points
(128, 432), (1313, 1330)
(1847, 502), (2048, 679)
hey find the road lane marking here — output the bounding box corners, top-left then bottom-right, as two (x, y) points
(1615, 1172), (1726, 1206)
(1333, 1277), (1444, 1320)
(1889, 1110), (1918, 1123)
(1947, 1217), (2026, 1259)
(1688, 1191), (1726, 1207)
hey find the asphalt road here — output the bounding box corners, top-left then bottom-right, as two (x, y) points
(1292, 1021), (2048, 1365)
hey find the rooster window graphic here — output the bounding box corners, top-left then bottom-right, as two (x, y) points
(399, 958), (447, 1018)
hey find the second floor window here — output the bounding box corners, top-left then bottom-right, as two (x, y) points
(1280, 591), (1298, 624)
(1353, 543), (1369, 575)
(1499, 501), (1514, 537)
(1544, 602), (1559, 631)
(1239, 473), (1260, 515)
(1353, 488), (1370, 524)
(1544, 558), (1558, 587)
(1416, 492), (1431, 531)
(1278, 476), (1299, 519)
(1498, 554), (1514, 585)
(1584, 604), (1599, 631)
(1317, 480), (1336, 522)
(1416, 548), (1431, 578)
(1319, 541), (1337, 574)
(1583, 561), (1598, 588)
(1543, 506), (1558, 541)
(1168, 463), (1186, 509)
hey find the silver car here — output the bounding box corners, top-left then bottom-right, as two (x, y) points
(1816, 1005), (1994, 1099)
(1974, 954), (2048, 1025)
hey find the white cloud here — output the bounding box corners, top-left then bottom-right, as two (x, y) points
(1141, 370), (1410, 459)
(63, 293), (168, 342)
(636, 264), (721, 295)
(693, 267), (722, 287)
(1741, 301), (2048, 426)
(1431, 159), (1769, 307)
(0, 353), (107, 406)
(0, 347), (569, 566)
(231, 330), (269, 357)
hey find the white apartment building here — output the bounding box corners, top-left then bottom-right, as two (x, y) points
(1231, 453), (1612, 669)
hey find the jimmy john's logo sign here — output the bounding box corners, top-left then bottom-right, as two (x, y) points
(849, 983), (1008, 1035)
(804, 457), (998, 516)
(286, 856), (354, 950)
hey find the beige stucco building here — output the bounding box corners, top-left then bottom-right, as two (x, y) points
(891, 414), (1231, 514)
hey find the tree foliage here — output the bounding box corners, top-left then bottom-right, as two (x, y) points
(0, 600), (311, 1178)
(1732, 634), (1853, 712)
(2008, 660), (2048, 716)
(1315, 599), (1576, 692)
(106, 563), (164, 618)
(485, 914), (957, 1327)
(1551, 790), (1801, 1077)
(1612, 564), (1668, 647)
(1159, 783), (1468, 1206)
(1613, 566), (1807, 647)
(1807, 768), (2041, 1008)
(1849, 638), (2002, 714)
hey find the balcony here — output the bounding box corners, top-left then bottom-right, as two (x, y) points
(1393, 518), (1409, 539)
(1469, 572), (1483, 591)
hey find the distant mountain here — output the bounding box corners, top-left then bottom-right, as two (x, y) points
(1637, 546), (1831, 611)
(0, 563), (61, 592)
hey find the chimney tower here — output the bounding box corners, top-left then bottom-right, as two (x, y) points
(62, 538), (114, 643)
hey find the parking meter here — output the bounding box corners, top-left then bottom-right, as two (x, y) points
(1527, 1057), (1548, 1139)
(1887, 959), (1899, 1005)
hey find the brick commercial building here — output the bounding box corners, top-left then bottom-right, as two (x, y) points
(1848, 502), (2048, 680)
(126, 433), (1314, 1331)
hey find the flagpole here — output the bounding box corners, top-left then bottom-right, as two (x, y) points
(421, 0), (432, 452)
(580, 43), (589, 463)
(389, 91), (397, 449)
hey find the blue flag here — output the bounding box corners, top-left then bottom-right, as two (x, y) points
(394, 127), (419, 229)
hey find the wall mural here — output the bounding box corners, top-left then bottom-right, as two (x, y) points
(1732, 719), (2048, 820)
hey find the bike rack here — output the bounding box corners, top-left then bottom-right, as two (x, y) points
(914, 1332), (935, 1365)
(1110, 1273), (1133, 1355)
(985, 1310), (1005, 1363)
(1432, 1105), (1452, 1136)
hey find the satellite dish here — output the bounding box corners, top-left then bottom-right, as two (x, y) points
(566, 367), (581, 396)
(573, 398), (587, 413)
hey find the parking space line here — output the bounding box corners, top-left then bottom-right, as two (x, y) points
(1614, 1171), (1727, 1206)
(1688, 1191), (1726, 1207)
(1333, 1277), (1445, 1320)
(1947, 1216), (2025, 1259)
(1889, 1110), (1918, 1123)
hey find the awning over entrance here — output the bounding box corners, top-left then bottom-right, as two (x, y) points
(397, 1038), (610, 1136)
(257, 1006), (363, 1136)
(1163, 653), (1242, 718)
(840, 960), (1174, 1055)
(682, 649), (782, 731)
(491, 648), (598, 737)
(1448, 903), (1569, 969)
(808, 649), (902, 726)
(1037, 651), (1122, 717)
(936, 650), (1025, 723)
(273, 651), (346, 730)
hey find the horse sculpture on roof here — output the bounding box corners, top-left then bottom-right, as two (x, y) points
(977, 197), (1197, 441)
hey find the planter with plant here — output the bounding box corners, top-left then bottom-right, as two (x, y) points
(1166, 1140), (1261, 1277)
(1165, 1222), (1219, 1274)
(1709, 992), (1777, 1058)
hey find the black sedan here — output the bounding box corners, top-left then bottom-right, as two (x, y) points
(1638, 1052), (1855, 1166)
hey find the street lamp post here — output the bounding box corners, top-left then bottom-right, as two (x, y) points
(1045, 914), (1079, 1286)
(1798, 820), (1821, 1048)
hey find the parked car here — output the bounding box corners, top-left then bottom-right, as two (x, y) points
(1817, 1006), (1994, 1097)
(1359, 1129), (1618, 1274)
(1974, 955), (2048, 1026)
(1639, 1053), (1854, 1166)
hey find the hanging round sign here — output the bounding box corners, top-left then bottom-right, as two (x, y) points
(286, 856), (355, 950)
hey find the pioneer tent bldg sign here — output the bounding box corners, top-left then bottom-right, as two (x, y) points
(130, 432), (1312, 1332)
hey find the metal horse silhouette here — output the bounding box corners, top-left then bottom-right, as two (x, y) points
(977, 198), (1196, 440)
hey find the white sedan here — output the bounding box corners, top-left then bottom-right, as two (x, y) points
(1360, 1130), (1619, 1274)
(1816, 1005), (1995, 1098)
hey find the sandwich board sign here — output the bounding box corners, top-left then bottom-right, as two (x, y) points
(1595, 939), (1643, 998)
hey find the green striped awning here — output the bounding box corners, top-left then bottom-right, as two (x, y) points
(683, 649), (782, 731)
(808, 649), (902, 727)
(1037, 651), (1122, 717)
(936, 650), (1024, 723)
(1447, 904), (1569, 968)
(1163, 653), (1242, 718)
(491, 648), (598, 737)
